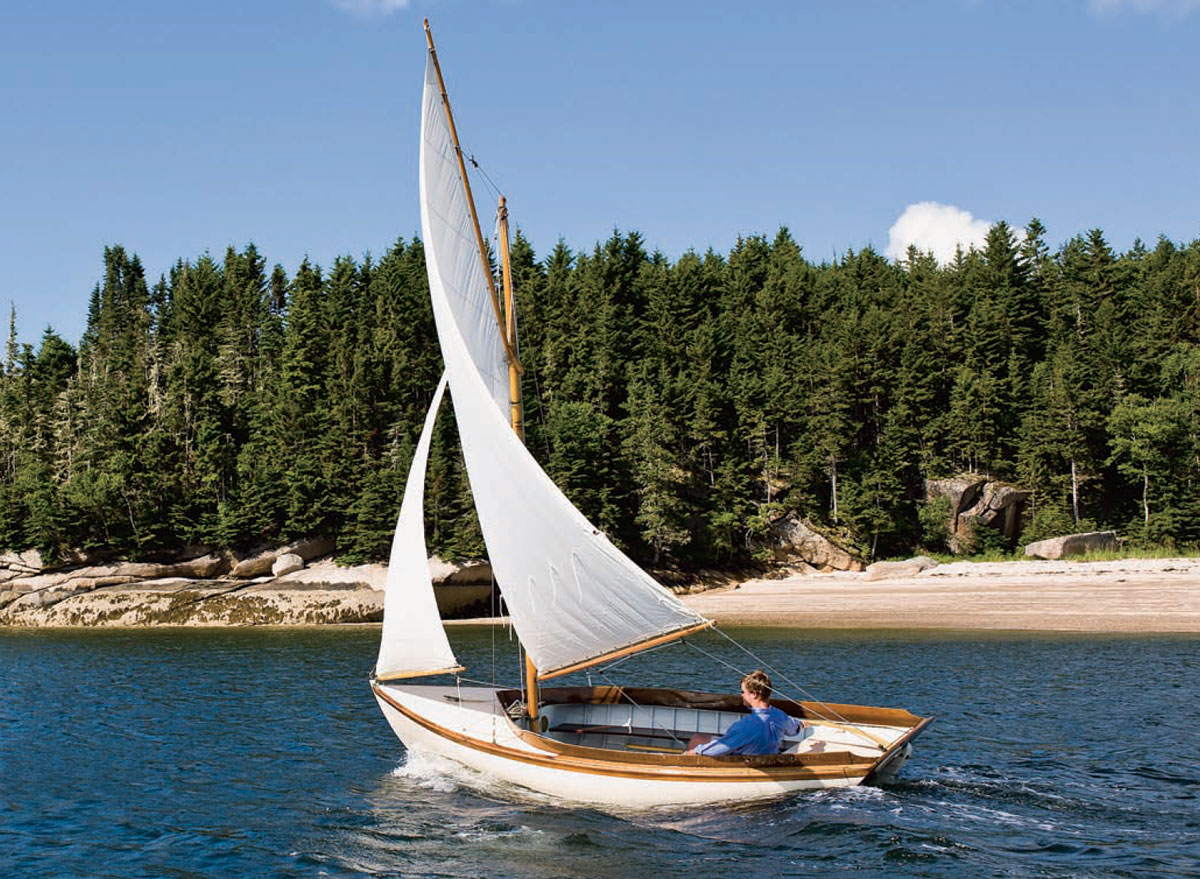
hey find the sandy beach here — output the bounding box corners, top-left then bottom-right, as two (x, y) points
(679, 558), (1200, 633)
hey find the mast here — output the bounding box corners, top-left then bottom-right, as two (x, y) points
(498, 196), (538, 721)
(425, 20), (538, 722)
(498, 197), (524, 441)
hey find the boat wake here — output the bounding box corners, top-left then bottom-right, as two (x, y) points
(391, 748), (476, 793)
(391, 747), (566, 808)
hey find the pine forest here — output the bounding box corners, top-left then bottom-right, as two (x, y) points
(3, 220), (1199, 568)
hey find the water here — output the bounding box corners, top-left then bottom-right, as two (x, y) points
(2, 626), (1197, 878)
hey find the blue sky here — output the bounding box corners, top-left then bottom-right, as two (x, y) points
(2, 0), (1198, 347)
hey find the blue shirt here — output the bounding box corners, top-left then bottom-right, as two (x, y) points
(694, 706), (802, 757)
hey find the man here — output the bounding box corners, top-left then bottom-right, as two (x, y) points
(685, 670), (804, 756)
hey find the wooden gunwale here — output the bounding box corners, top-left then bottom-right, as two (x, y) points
(374, 682), (888, 783)
(515, 725), (875, 769)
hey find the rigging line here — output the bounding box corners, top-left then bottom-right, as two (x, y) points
(490, 568), (497, 687)
(707, 628), (860, 729)
(455, 674), (514, 688)
(592, 637), (682, 677)
(593, 667), (687, 749)
(683, 637), (882, 750)
(681, 637), (753, 680)
(465, 151), (504, 203)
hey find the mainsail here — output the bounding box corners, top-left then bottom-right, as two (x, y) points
(419, 55), (710, 677)
(375, 375), (462, 681)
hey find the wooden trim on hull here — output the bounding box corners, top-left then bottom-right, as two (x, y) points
(373, 682), (893, 784)
(510, 724), (876, 770)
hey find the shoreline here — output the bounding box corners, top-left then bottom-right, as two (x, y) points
(2, 556), (1198, 633)
(678, 558), (1200, 634)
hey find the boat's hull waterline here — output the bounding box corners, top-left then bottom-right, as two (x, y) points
(373, 682), (931, 807)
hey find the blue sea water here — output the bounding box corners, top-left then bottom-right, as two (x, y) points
(1, 626), (1197, 878)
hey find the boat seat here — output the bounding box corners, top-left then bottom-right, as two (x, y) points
(547, 723), (689, 744)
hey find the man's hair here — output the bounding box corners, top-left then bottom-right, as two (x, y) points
(741, 669), (772, 702)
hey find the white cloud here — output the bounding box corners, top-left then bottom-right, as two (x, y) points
(1088, 0), (1200, 15)
(885, 202), (993, 265)
(331, 0), (411, 17)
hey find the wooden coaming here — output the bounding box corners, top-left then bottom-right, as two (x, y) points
(501, 686), (928, 729)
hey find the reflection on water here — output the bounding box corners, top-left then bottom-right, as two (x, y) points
(2, 626), (1198, 878)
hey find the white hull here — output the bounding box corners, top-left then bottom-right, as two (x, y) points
(373, 683), (918, 808)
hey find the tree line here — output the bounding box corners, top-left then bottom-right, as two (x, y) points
(2, 221), (1198, 567)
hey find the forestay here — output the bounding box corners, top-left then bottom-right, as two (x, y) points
(375, 375), (462, 681)
(419, 57), (710, 676)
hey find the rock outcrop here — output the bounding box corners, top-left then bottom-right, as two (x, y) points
(428, 557), (493, 584)
(0, 549), (43, 577)
(230, 537), (335, 578)
(0, 543), (491, 626)
(864, 556), (939, 581)
(1024, 531), (1118, 560)
(768, 514), (863, 572)
(926, 477), (1030, 554)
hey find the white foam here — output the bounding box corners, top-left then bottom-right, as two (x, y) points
(452, 824), (544, 843)
(391, 748), (478, 793)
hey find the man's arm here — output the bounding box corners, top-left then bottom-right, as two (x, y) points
(693, 717), (753, 756)
(782, 712), (803, 737)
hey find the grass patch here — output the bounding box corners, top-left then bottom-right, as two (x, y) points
(887, 545), (1199, 565)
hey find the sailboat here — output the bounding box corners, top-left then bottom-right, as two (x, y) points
(370, 21), (932, 808)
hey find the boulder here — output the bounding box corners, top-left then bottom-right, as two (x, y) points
(959, 483), (1029, 531)
(864, 556), (939, 581)
(7, 572), (72, 594)
(232, 539), (334, 578)
(428, 557), (494, 585)
(953, 483), (1029, 553)
(925, 477), (986, 518)
(928, 477), (1029, 554)
(281, 537), (336, 561)
(78, 554), (229, 583)
(768, 514), (863, 572)
(110, 561), (173, 579)
(1024, 531), (1118, 560)
(270, 560), (386, 590)
(0, 549), (43, 573)
(272, 553), (304, 577)
(168, 554), (230, 579)
(230, 550), (278, 579)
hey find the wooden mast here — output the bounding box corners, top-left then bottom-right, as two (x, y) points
(424, 20), (538, 723)
(498, 197), (525, 441)
(498, 196), (538, 722)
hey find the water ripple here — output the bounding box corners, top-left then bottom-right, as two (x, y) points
(2, 627), (1199, 878)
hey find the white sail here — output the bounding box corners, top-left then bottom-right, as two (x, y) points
(418, 58), (511, 420)
(419, 57), (710, 676)
(375, 375), (462, 681)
